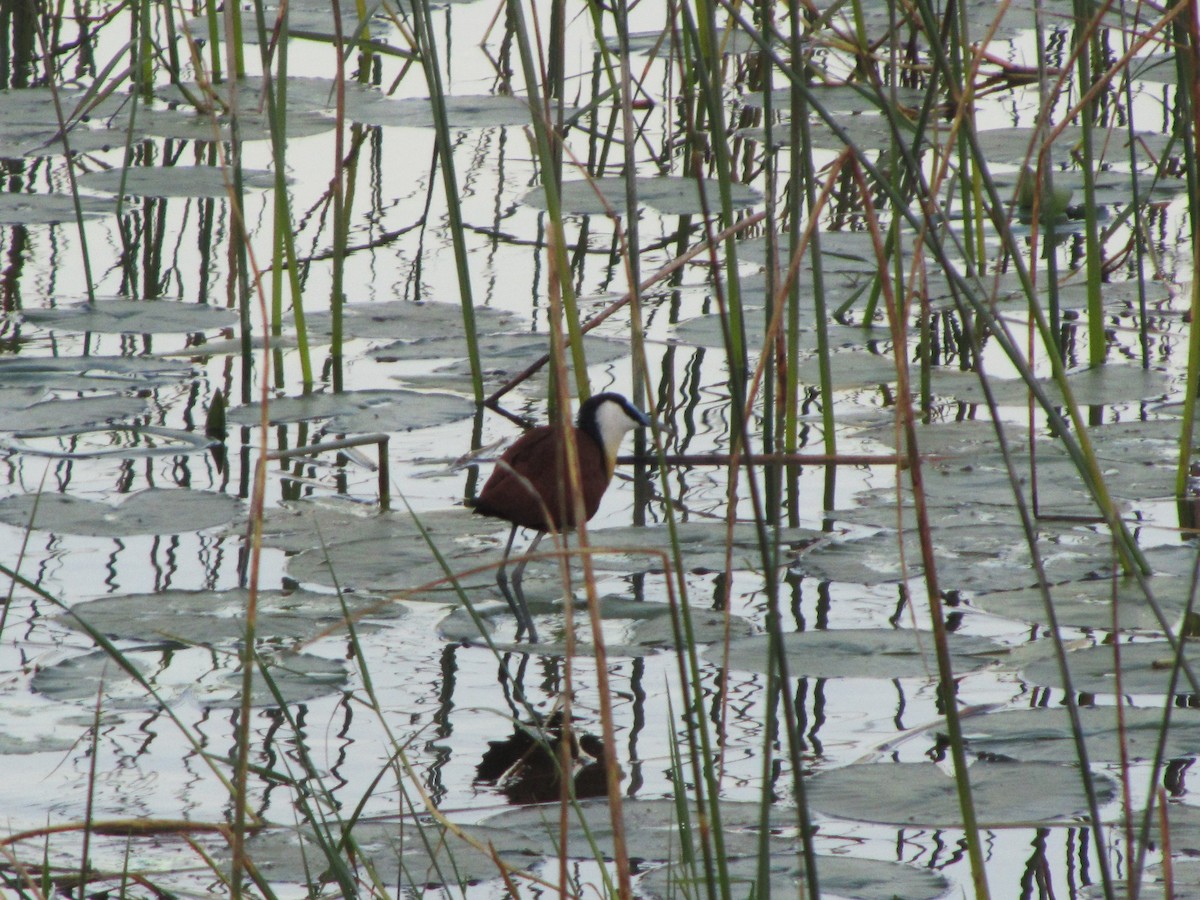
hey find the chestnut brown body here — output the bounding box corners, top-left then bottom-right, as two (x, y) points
(473, 392), (650, 642)
(474, 426), (610, 532)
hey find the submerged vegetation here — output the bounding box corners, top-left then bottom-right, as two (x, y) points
(0, 0), (1198, 897)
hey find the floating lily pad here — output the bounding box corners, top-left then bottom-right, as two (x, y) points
(737, 229), (920, 276)
(183, 8), (389, 45)
(227, 388), (474, 432)
(960, 705), (1200, 765)
(0, 395), (147, 434)
(78, 166), (276, 199)
(439, 595), (756, 654)
(1128, 52), (1183, 84)
(17, 126), (130, 158)
(283, 506), (490, 594)
(3, 426), (215, 460)
(22, 299), (237, 334)
(251, 501), (483, 552)
(603, 27), (771, 56)
(482, 797), (802, 862)
(642, 853), (950, 900)
(792, 532), (920, 585)
(670, 314), (877, 352)
(158, 75), (356, 111)
(131, 106), (334, 143)
(522, 176), (761, 217)
(939, 366), (1171, 407)
(799, 517), (1110, 593)
(0, 718), (79, 754)
(368, 331), (628, 369)
(305, 300), (518, 342)
(0, 192), (115, 225)
(973, 126), (1163, 166)
(990, 170), (1187, 208)
(64, 588), (403, 645)
(741, 84), (927, 115)
(1022, 641), (1200, 697)
(575, 522), (824, 575)
(0, 86), (90, 123)
(0, 489), (239, 536)
(0, 355), (195, 391)
(807, 760), (1114, 827)
(744, 113), (923, 154)
(971, 576), (1193, 632)
(349, 94), (547, 129)
(236, 821), (538, 887)
(707, 628), (999, 678)
(31, 646), (346, 710)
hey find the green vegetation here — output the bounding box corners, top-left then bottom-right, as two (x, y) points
(0, 0), (1196, 897)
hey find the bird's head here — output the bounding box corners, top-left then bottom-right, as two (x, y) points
(577, 392), (650, 474)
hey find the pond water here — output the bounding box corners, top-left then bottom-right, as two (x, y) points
(0, 2), (1196, 898)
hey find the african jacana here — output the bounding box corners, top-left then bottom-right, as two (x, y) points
(474, 392), (650, 642)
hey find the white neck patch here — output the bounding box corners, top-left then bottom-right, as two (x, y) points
(593, 398), (641, 464)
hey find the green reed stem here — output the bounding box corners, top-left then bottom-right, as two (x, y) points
(249, 3), (314, 390)
(204, 0), (222, 82)
(410, 0), (485, 405)
(508, 0), (590, 402)
(1173, 10), (1200, 497)
(683, 3), (746, 379)
(1071, 0), (1106, 368)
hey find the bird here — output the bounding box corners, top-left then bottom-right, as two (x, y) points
(474, 392), (651, 642)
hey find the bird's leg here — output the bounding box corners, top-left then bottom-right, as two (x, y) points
(511, 530), (543, 643)
(496, 525), (527, 639)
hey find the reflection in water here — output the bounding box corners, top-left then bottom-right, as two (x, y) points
(475, 711), (614, 805)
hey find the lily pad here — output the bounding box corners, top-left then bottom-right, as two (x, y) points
(131, 106), (334, 143)
(744, 113), (923, 154)
(603, 27), (771, 57)
(31, 646), (347, 710)
(282, 506), (490, 594)
(227, 388), (474, 432)
(183, 8), (389, 45)
(78, 166), (277, 199)
(237, 821), (538, 887)
(807, 760), (1114, 827)
(522, 176), (762, 217)
(64, 588), (403, 645)
(973, 126), (1160, 166)
(706, 628), (1000, 678)
(576, 522), (825, 575)
(0, 193), (115, 225)
(22, 299), (237, 334)
(1022, 640), (1200, 697)
(439, 596), (756, 654)
(0, 717), (79, 754)
(971, 576), (1193, 632)
(641, 853), (950, 900)
(481, 797), (802, 862)
(3, 425), (215, 459)
(250, 501), (483, 553)
(305, 300), (518, 342)
(349, 94), (548, 129)
(798, 519), (1110, 593)
(157, 74), (357, 111)
(0, 489), (239, 536)
(940, 366), (1171, 407)
(0, 355), (195, 391)
(0, 395), (148, 434)
(741, 84), (928, 115)
(368, 331), (628, 370)
(960, 705), (1200, 765)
